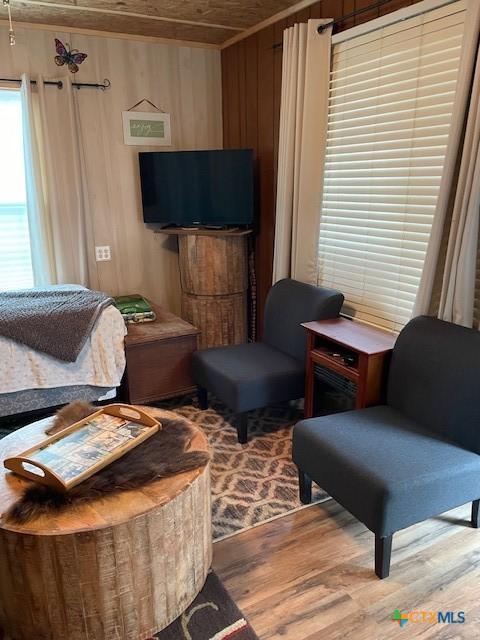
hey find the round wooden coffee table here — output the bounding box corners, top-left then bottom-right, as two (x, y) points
(0, 407), (211, 640)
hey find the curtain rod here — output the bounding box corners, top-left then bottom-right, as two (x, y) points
(0, 77), (111, 90)
(272, 0), (401, 49)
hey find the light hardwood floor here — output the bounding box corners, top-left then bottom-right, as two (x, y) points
(213, 500), (480, 639)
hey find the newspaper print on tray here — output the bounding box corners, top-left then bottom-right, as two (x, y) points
(29, 414), (151, 482)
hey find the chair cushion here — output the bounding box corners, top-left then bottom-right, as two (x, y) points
(192, 342), (305, 413)
(292, 405), (480, 536)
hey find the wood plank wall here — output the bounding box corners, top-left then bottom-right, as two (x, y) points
(222, 0), (423, 334)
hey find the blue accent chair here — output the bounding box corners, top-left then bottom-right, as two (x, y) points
(193, 278), (344, 443)
(293, 316), (480, 578)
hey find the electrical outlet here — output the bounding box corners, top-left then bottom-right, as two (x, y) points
(95, 245), (111, 262)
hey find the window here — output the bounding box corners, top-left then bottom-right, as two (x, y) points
(317, 1), (466, 331)
(0, 89), (33, 291)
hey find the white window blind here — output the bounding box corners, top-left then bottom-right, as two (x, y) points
(317, 1), (466, 331)
(0, 89), (33, 292)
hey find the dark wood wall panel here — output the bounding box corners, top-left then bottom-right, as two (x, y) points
(222, 0), (422, 334)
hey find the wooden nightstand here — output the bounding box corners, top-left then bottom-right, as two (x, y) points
(302, 318), (397, 419)
(122, 305), (199, 404)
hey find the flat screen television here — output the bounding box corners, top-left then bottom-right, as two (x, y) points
(139, 149), (254, 227)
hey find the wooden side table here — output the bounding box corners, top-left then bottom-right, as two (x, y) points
(302, 318), (397, 419)
(122, 305), (199, 404)
(0, 407), (211, 640)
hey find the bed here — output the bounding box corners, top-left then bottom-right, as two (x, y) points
(0, 304), (127, 418)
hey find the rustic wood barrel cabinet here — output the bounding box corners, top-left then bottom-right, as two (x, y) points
(157, 227), (251, 348)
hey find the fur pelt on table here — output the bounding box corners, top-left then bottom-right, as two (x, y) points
(5, 402), (210, 525)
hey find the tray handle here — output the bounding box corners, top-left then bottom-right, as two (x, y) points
(4, 456), (66, 491)
(104, 404), (160, 428)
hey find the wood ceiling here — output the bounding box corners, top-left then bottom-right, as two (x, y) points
(4, 0), (313, 46)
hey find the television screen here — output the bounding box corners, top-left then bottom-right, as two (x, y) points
(139, 149), (254, 226)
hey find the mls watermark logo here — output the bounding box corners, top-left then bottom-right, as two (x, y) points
(393, 609), (466, 628)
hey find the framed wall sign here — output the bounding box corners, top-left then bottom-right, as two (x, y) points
(122, 111), (171, 146)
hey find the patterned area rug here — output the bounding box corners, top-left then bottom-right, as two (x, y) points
(152, 572), (258, 640)
(160, 395), (328, 539)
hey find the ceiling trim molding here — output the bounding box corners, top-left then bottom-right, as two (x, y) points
(11, 0), (243, 32)
(0, 18), (222, 48)
(220, 0), (320, 48)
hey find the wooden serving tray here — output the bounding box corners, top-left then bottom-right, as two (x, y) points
(4, 404), (160, 492)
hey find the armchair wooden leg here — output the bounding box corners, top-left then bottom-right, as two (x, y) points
(375, 534), (393, 579)
(298, 469), (312, 505)
(236, 413), (248, 444)
(472, 500), (480, 528)
(197, 386), (208, 410)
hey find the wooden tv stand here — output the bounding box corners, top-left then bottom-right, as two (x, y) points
(156, 227), (252, 349)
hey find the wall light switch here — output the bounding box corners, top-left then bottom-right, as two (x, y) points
(95, 245), (111, 261)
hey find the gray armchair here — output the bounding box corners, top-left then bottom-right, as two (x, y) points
(192, 278), (344, 443)
(293, 316), (480, 578)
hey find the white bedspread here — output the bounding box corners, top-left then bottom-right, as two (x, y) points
(0, 305), (127, 394)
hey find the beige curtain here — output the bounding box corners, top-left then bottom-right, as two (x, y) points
(272, 19), (332, 284)
(21, 74), (90, 286)
(413, 0), (480, 327)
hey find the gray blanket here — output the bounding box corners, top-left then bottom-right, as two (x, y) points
(0, 286), (113, 362)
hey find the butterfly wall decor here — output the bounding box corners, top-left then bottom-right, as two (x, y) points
(54, 38), (88, 74)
